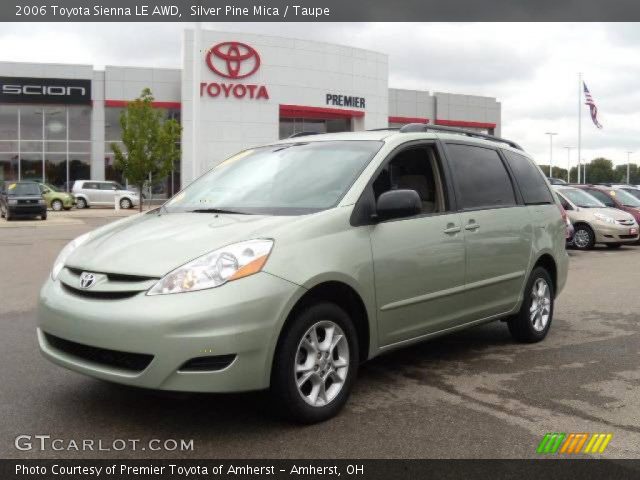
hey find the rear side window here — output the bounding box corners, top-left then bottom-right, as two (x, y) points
(446, 143), (516, 210)
(84, 182), (98, 190)
(503, 150), (554, 205)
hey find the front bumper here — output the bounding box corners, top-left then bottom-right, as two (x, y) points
(8, 204), (46, 216)
(593, 223), (639, 244)
(37, 272), (302, 392)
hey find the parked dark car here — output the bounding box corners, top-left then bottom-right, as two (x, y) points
(0, 181), (47, 221)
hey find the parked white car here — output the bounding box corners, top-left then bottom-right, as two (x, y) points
(71, 180), (139, 209)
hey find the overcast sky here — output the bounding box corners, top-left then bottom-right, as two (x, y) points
(1, 22), (639, 168)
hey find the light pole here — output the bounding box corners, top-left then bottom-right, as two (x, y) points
(563, 146), (573, 183)
(545, 132), (558, 178)
(627, 151), (633, 185)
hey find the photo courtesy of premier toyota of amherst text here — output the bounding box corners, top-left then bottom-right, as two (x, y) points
(1, 1), (640, 479)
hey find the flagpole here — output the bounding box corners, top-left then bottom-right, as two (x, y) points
(578, 72), (582, 183)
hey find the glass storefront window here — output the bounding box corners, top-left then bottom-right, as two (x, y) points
(0, 153), (19, 182)
(69, 154), (90, 184)
(20, 106), (44, 140)
(0, 105), (93, 184)
(105, 107), (125, 142)
(20, 153), (43, 181)
(45, 153), (67, 188)
(0, 141), (19, 152)
(45, 106), (67, 141)
(0, 105), (18, 139)
(68, 106), (91, 140)
(279, 117), (351, 139)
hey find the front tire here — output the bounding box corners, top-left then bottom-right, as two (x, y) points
(508, 267), (554, 343)
(51, 200), (63, 211)
(271, 302), (359, 424)
(572, 224), (595, 250)
(119, 197), (132, 209)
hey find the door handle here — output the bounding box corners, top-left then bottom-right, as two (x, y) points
(443, 225), (461, 234)
(465, 222), (480, 231)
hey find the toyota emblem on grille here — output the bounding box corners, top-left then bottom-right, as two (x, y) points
(79, 272), (97, 289)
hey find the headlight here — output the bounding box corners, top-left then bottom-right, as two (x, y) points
(51, 232), (91, 280)
(594, 213), (615, 224)
(8, 199), (17, 205)
(38, 199), (45, 204)
(147, 239), (274, 296)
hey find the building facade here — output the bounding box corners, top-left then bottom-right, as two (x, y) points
(0, 29), (501, 195)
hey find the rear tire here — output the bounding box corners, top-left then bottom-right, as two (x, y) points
(606, 243), (622, 249)
(76, 198), (87, 209)
(271, 302), (359, 424)
(572, 224), (595, 250)
(508, 267), (554, 343)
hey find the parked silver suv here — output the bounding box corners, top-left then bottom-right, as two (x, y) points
(72, 180), (139, 209)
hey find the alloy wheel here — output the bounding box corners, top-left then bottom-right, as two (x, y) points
(573, 229), (590, 249)
(294, 321), (350, 408)
(52, 200), (63, 211)
(530, 278), (551, 332)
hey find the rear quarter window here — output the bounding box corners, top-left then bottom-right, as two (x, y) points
(446, 143), (516, 210)
(502, 150), (554, 205)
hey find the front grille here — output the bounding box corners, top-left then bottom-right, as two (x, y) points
(619, 234), (637, 239)
(66, 267), (156, 283)
(44, 333), (154, 372)
(178, 355), (236, 372)
(61, 282), (139, 300)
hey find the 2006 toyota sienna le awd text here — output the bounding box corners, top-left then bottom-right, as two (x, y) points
(38, 125), (568, 423)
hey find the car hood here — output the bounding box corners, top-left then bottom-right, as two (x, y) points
(585, 207), (636, 221)
(65, 211), (304, 277)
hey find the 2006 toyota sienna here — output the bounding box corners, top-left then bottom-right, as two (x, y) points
(38, 124), (569, 423)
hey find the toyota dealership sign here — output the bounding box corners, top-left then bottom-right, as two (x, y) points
(200, 41), (269, 100)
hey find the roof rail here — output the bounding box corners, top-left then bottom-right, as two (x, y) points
(398, 123), (523, 151)
(288, 131), (323, 138)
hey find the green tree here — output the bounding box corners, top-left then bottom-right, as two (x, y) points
(111, 88), (181, 212)
(614, 163), (639, 184)
(584, 157), (615, 184)
(538, 165), (568, 181)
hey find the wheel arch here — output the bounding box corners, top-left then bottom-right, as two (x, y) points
(275, 280), (371, 366)
(531, 253), (557, 292)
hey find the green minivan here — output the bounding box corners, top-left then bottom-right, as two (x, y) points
(37, 125), (568, 423)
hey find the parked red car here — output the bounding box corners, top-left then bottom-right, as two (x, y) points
(574, 185), (640, 227)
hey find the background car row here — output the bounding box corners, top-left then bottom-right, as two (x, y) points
(0, 180), (140, 221)
(554, 184), (640, 249)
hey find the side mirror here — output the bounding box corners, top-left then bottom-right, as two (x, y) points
(375, 189), (421, 221)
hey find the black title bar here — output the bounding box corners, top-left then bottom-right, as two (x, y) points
(5, 0), (640, 22)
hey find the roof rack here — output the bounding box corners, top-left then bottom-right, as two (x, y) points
(398, 123), (523, 151)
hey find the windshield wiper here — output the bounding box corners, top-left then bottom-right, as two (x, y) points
(189, 208), (248, 214)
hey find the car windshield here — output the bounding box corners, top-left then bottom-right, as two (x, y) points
(612, 189), (640, 207)
(6, 183), (41, 196)
(45, 184), (60, 192)
(164, 140), (383, 215)
(558, 188), (605, 208)
(623, 188), (640, 201)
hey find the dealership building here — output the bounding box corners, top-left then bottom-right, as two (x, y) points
(0, 28), (501, 194)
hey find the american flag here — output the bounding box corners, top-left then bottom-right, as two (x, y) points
(583, 82), (603, 129)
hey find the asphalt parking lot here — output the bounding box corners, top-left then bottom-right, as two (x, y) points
(1, 209), (639, 459)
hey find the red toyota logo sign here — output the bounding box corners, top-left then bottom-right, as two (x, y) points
(206, 42), (261, 79)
